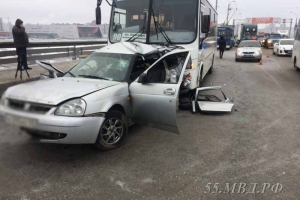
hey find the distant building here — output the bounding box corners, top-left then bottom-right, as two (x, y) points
(0, 32), (11, 38)
(26, 24), (79, 39)
(0, 18), (3, 31)
(25, 23), (104, 39)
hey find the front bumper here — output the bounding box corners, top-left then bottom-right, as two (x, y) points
(0, 105), (104, 144)
(236, 54), (262, 60)
(278, 50), (293, 56)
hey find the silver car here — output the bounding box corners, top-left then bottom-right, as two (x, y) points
(0, 42), (234, 150)
(0, 42), (195, 150)
(235, 40), (262, 62)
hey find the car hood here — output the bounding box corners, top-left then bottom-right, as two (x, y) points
(5, 77), (120, 105)
(238, 47), (261, 52)
(279, 45), (293, 49)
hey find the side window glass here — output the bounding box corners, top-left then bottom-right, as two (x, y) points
(147, 52), (188, 84)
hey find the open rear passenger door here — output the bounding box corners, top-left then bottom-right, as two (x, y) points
(129, 50), (191, 134)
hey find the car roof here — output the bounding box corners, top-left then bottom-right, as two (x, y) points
(95, 42), (157, 55)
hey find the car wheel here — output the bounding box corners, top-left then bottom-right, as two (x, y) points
(95, 111), (128, 151)
(208, 56), (214, 74)
(235, 58), (239, 62)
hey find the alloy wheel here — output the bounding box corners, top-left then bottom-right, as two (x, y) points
(100, 118), (124, 145)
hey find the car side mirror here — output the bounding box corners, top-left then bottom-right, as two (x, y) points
(138, 73), (148, 84)
(96, 0), (102, 25)
(201, 15), (211, 34)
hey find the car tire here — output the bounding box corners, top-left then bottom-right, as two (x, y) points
(273, 51), (275, 55)
(95, 111), (128, 151)
(235, 58), (239, 62)
(208, 56), (214, 74)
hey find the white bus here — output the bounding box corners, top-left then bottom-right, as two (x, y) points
(96, 0), (218, 89)
(293, 20), (300, 71)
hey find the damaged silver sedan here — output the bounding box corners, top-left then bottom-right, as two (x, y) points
(0, 42), (234, 150)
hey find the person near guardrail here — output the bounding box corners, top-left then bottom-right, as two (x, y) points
(219, 35), (226, 59)
(12, 19), (32, 71)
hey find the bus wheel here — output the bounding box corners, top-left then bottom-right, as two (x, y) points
(208, 56), (214, 74)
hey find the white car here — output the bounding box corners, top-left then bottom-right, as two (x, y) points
(273, 39), (294, 56)
(235, 40), (262, 62)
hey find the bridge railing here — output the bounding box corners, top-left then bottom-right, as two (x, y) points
(0, 40), (108, 65)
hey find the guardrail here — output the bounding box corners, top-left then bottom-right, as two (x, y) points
(0, 40), (108, 65)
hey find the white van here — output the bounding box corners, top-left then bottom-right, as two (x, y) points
(292, 22), (300, 71)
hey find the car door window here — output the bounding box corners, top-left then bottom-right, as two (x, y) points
(147, 52), (188, 84)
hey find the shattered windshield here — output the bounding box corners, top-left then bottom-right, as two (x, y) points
(66, 53), (133, 82)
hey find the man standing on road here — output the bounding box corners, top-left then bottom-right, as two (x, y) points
(219, 36), (226, 59)
(12, 19), (31, 71)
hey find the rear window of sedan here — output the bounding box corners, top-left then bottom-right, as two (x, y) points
(280, 40), (294, 45)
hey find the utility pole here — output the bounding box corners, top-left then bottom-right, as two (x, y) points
(226, 4), (230, 25)
(289, 19), (293, 38)
(216, 0), (218, 11)
(226, 1), (235, 25)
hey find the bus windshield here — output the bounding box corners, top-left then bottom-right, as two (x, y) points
(243, 25), (257, 37)
(218, 28), (233, 38)
(109, 0), (198, 44)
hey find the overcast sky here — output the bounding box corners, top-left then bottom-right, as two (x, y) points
(0, 0), (298, 25)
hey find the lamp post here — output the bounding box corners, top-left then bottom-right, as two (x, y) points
(229, 12), (241, 25)
(226, 1), (235, 25)
(291, 12), (298, 38)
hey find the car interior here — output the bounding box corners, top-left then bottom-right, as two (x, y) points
(130, 52), (188, 84)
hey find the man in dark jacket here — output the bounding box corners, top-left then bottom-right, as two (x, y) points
(12, 19), (31, 70)
(218, 35), (227, 59)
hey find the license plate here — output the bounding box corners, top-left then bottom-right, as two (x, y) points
(5, 114), (38, 129)
(243, 55), (254, 58)
(288, 51), (292, 54)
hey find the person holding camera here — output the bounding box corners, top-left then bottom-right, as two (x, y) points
(12, 19), (32, 71)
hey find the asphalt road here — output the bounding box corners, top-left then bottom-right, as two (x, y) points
(1, 49), (300, 200)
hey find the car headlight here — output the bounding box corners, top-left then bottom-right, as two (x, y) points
(268, 40), (272, 43)
(55, 99), (86, 117)
(255, 50), (262, 55)
(237, 49), (243, 55)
